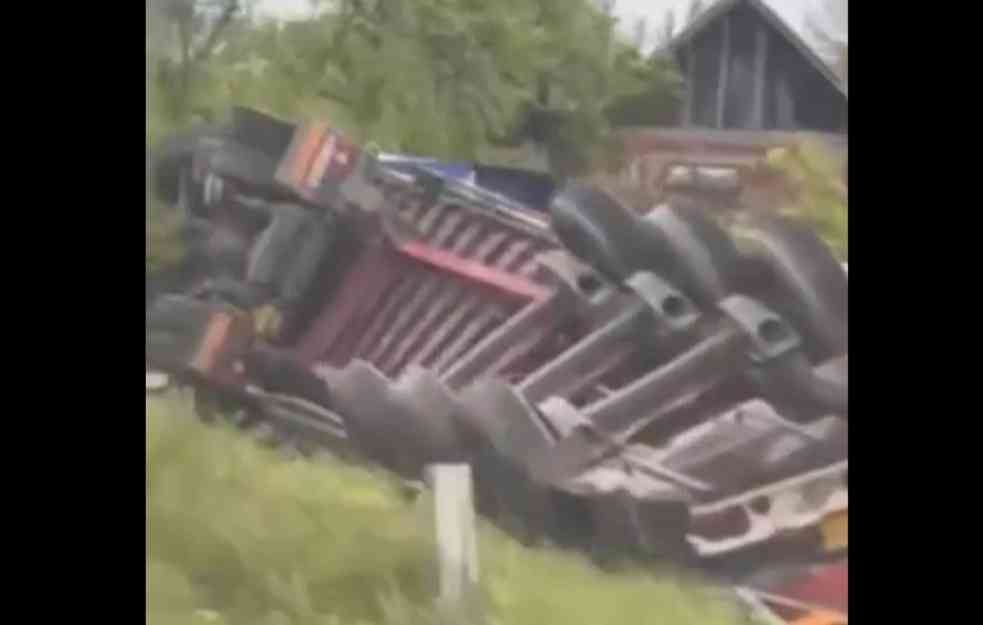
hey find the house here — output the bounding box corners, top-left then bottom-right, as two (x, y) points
(613, 0), (847, 210)
(669, 0), (847, 132)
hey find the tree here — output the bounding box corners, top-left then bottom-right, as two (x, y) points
(515, 3), (684, 177)
(203, 0), (681, 177)
(147, 0), (254, 133)
(601, 0), (708, 134)
(147, 0), (683, 190)
(147, 0), (256, 273)
(602, 50), (683, 131)
(148, 0), (684, 267)
(649, 0), (703, 51)
(654, 10), (675, 50)
(632, 17), (647, 50)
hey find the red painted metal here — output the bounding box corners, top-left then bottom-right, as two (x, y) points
(294, 244), (402, 365)
(349, 278), (421, 361)
(408, 291), (486, 371)
(433, 302), (512, 373)
(368, 270), (435, 368)
(191, 313), (233, 375)
(291, 186), (563, 379)
(775, 562), (848, 615)
(396, 240), (552, 302)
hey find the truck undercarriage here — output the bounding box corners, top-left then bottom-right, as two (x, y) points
(147, 107), (848, 624)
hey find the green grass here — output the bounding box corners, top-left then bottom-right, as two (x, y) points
(147, 391), (745, 625)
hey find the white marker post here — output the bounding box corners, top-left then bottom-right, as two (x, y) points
(425, 463), (480, 614)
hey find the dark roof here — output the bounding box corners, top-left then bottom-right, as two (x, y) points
(665, 0), (847, 100)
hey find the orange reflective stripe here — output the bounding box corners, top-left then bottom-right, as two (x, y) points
(791, 610), (847, 625)
(287, 122), (328, 189)
(821, 510), (848, 552)
(191, 313), (232, 374)
(306, 132), (338, 189)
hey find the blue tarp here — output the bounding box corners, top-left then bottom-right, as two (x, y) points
(378, 154), (556, 212)
(473, 165), (555, 211)
(378, 155), (475, 183)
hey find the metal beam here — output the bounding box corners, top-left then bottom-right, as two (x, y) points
(396, 240), (552, 302)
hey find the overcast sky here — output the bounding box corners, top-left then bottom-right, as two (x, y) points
(612, 0), (815, 50)
(252, 0), (828, 52)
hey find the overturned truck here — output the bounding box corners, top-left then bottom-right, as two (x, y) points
(147, 107), (847, 623)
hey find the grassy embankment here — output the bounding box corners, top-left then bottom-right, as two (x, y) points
(147, 392), (745, 625)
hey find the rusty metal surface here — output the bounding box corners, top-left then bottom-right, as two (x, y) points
(617, 127), (847, 159)
(615, 127), (847, 213)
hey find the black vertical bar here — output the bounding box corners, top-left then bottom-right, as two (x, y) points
(751, 23), (769, 129)
(715, 15), (731, 129)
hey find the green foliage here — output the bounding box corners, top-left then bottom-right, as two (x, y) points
(147, 199), (185, 276)
(147, 0), (682, 168)
(147, 392), (745, 625)
(765, 140), (848, 260)
(145, 0), (683, 268)
(603, 51), (683, 129)
(146, 143), (185, 276)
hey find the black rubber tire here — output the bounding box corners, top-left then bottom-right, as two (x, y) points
(146, 295), (238, 371)
(279, 213), (338, 302)
(245, 205), (310, 287)
(201, 142), (279, 190)
(321, 361), (423, 477)
(243, 344), (335, 409)
(150, 124), (228, 205)
(636, 203), (742, 308)
(192, 277), (268, 310)
(452, 380), (558, 542)
(152, 124), (282, 210)
(146, 294), (223, 336)
(548, 183), (640, 287)
(228, 106), (296, 161)
(735, 216), (848, 361)
(389, 366), (466, 468)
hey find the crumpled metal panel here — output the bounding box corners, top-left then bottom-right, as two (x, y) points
(295, 192), (580, 380)
(655, 400), (847, 500)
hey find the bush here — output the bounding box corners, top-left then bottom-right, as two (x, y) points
(765, 140), (848, 261)
(147, 392), (745, 625)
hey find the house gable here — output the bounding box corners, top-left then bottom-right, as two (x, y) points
(669, 0), (847, 133)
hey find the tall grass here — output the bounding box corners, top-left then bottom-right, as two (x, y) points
(147, 392), (745, 625)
